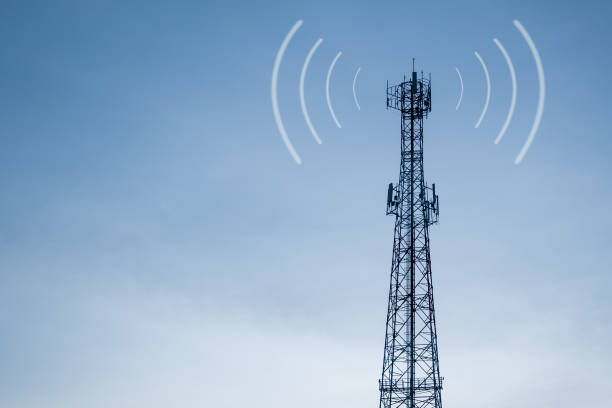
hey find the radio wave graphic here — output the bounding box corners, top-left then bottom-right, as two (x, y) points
(454, 67), (463, 111)
(493, 38), (516, 145)
(300, 38), (324, 144)
(458, 20), (545, 164)
(326, 51), (343, 128)
(513, 19), (545, 165)
(474, 51), (490, 129)
(271, 20), (303, 164)
(353, 67), (362, 111)
(270, 20), (363, 164)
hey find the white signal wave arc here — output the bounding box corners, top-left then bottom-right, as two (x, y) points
(455, 67), (463, 110)
(326, 51), (343, 128)
(300, 38), (323, 144)
(474, 51), (491, 128)
(352, 67), (362, 110)
(271, 20), (303, 165)
(513, 20), (545, 165)
(493, 38), (517, 145)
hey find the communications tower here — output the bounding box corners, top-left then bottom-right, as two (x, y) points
(379, 68), (443, 408)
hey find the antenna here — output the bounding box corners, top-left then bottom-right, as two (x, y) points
(380, 62), (442, 408)
(386, 80), (389, 109)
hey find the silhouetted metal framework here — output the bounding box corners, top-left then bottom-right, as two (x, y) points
(379, 69), (442, 408)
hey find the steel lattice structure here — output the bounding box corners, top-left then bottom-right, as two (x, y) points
(379, 70), (443, 408)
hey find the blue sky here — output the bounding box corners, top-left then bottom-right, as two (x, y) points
(1, 0), (611, 406)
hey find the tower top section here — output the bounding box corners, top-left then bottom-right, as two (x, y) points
(386, 71), (432, 118)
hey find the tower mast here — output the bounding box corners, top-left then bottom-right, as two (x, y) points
(380, 67), (442, 408)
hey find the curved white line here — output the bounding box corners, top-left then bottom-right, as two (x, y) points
(513, 20), (545, 165)
(271, 20), (303, 165)
(454, 67), (463, 110)
(300, 38), (323, 144)
(352, 67), (361, 111)
(474, 51), (491, 129)
(326, 51), (342, 128)
(493, 38), (517, 145)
